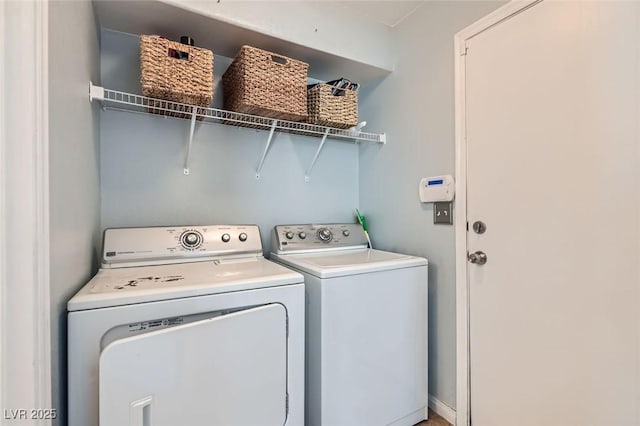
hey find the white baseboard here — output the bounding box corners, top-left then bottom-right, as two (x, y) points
(428, 395), (457, 424)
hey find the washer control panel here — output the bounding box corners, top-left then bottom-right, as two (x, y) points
(102, 225), (262, 268)
(272, 223), (368, 253)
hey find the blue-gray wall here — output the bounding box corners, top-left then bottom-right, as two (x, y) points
(359, 1), (505, 409)
(100, 30), (359, 251)
(49, 1), (101, 424)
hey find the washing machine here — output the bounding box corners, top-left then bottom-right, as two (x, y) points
(270, 223), (428, 426)
(68, 225), (304, 426)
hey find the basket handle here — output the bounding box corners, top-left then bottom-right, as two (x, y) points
(270, 54), (289, 66)
(167, 47), (191, 62)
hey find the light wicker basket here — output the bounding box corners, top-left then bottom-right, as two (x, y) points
(140, 35), (214, 118)
(307, 83), (358, 129)
(222, 46), (308, 122)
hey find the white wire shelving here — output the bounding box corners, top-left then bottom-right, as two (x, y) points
(89, 82), (386, 178)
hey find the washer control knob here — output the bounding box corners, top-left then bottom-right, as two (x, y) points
(239, 233), (248, 242)
(342, 229), (350, 237)
(285, 231), (295, 240)
(221, 233), (231, 243)
(317, 228), (333, 242)
(298, 232), (307, 239)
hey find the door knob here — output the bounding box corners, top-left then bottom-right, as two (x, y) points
(468, 251), (487, 265)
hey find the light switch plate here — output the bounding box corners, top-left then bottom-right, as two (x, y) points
(434, 202), (453, 225)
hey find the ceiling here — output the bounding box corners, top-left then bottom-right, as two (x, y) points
(336, 1), (425, 27)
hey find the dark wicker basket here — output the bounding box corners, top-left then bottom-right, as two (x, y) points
(307, 83), (358, 129)
(222, 45), (308, 122)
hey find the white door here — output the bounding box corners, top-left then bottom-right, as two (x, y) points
(99, 304), (288, 426)
(465, 2), (640, 425)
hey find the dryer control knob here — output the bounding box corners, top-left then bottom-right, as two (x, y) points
(239, 233), (248, 242)
(317, 228), (333, 242)
(221, 233), (231, 243)
(285, 231), (294, 240)
(342, 229), (350, 237)
(298, 232), (307, 239)
(180, 231), (202, 249)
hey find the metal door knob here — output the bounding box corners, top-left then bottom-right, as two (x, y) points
(468, 251), (487, 265)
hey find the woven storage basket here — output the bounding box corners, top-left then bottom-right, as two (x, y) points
(307, 83), (358, 129)
(222, 46), (308, 122)
(140, 35), (214, 118)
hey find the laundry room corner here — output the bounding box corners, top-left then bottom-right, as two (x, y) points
(358, 0), (506, 414)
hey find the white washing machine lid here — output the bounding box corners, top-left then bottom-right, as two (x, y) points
(68, 257), (303, 311)
(270, 248), (427, 279)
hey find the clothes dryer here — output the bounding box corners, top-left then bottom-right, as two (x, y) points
(68, 225), (304, 426)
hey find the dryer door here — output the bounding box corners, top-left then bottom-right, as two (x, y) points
(99, 304), (288, 426)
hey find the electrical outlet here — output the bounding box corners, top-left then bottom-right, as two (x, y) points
(434, 202), (453, 225)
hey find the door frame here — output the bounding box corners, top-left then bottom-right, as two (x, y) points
(0, 0), (52, 418)
(453, 1), (542, 425)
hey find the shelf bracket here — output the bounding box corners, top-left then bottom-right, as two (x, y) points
(256, 120), (278, 179)
(183, 108), (198, 175)
(89, 81), (104, 102)
(305, 128), (330, 182)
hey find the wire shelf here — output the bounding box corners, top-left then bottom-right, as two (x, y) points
(90, 85), (386, 144)
(89, 83), (385, 178)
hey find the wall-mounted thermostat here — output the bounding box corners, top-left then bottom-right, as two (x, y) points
(419, 175), (454, 202)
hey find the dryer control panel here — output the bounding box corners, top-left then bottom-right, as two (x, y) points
(102, 225), (262, 268)
(272, 223), (368, 254)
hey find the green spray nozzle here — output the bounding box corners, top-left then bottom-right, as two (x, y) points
(355, 208), (368, 232)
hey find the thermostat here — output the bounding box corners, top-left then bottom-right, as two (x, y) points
(419, 175), (454, 202)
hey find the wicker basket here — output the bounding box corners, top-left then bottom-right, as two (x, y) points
(222, 46), (308, 122)
(140, 35), (214, 118)
(307, 83), (358, 129)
